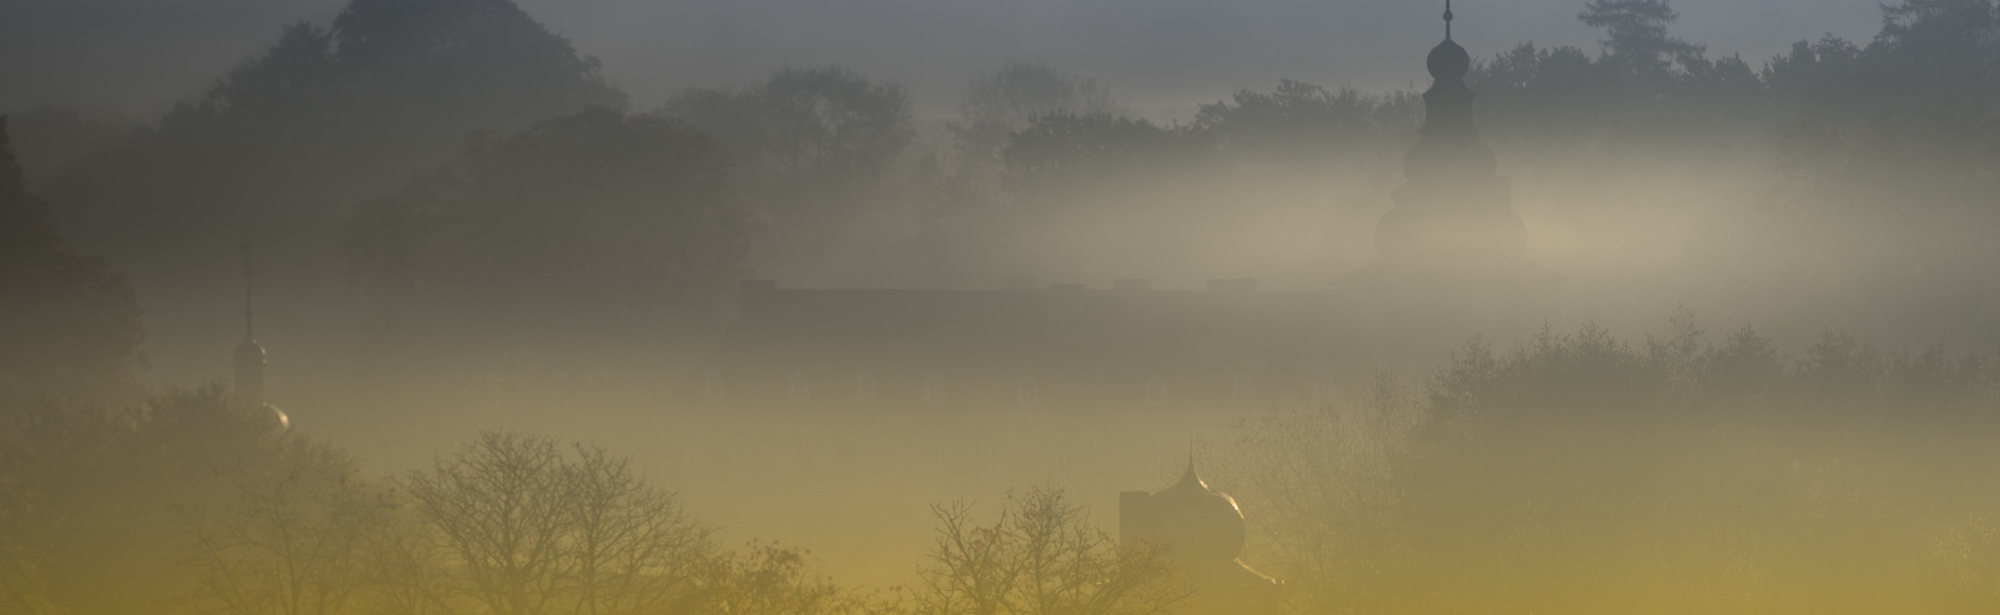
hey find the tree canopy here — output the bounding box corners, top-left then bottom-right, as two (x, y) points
(661, 66), (915, 266)
(51, 0), (626, 253)
(344, 108), (755, 369)
(0, 116), (146, 401)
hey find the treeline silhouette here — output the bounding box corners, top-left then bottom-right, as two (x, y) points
(0, 385), (1184, 614)
(1212, 313), (2000, 614)
(0, 117), (145, 406)
(11, 0), (2000, 375)
(13, 2), (2000, 610)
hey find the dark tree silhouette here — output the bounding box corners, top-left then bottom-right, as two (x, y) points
(1000, 113), (1214, 200)
(51, 0), (625, 258)
(0, 385), (301, 613)
(0, 105), (136, 188)
(1192, 80), (1418, 161)
(347, 108), (751, 310)
(344, 108), (754, 371)
(0, 117), (145, 400)
(1578, 0), (1703, 79)
(661, 66), (915, 265)
(1875, 0), (2000, 91)
(951, 62), (1123, 167)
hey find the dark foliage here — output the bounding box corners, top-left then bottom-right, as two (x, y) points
(48, 0), (624, 252)
(0, 385), (296, 613)
(1000, 113), (1216, 199)
(1192, 80), (1418, 162)
(344, 108), (755, 371)
(0, 117), (146, 401)
(951, 62), (1124, 167)
(661, 66), (915, 265)
(1432, 312), (2000, 423)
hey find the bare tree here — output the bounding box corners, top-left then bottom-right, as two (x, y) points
(399, 431), (711, 615)
(691, 541), (893, 615)
(565, 444), (713, 615)
(181, 439), (399, 615)
(1209, 374), (1426, 614)
(910, 487), (1189, 615)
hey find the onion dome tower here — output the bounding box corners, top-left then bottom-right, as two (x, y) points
(1340, 1), (1563, 351)
(1120, 457), (1278, 614)
(232, 240), (287, 429)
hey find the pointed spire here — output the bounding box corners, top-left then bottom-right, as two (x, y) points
(1444, 0), (1454, 40)
(233, 239), (267, 408)
(241, 238), (254, 341)
(1173, 443), (1208, 492)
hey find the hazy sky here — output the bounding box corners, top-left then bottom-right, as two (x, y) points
(3, 0), (1882, 120)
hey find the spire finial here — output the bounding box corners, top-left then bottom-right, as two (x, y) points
(242, 238), (254, 340)
(1174, 436), (1203, 489)
(1444, 0), (1454, 40)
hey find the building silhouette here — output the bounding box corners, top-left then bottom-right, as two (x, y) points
(1339, 0), (1564, 351)
(699, 279), (1353, 411)
(1121, 457), (1280, 614)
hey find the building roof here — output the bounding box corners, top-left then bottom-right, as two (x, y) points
(701, 283), (1357, 381)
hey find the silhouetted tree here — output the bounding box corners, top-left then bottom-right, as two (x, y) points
(1875, 0), (2000, 92)
(180, 440), (403, 615)
(1217, 317), (2000, 612)
(0, 105), (137, 187)
(344, 108), (754, 372)
(1192, 80), (1418, 162)
(1000, 113), (1215, 201)
(661, 66), (915, 266)
(1578, 0), (1702, 80)
(0, 385), (295, 613)
(399, 431), (714, 615)
(951, 62), (1124, 167)
(0, 116), (146, 401)
(1210, 375), (1423, 615)
(1763, 35), (1868, 98)
(50, 0), (624, 262)
(692, 541), (886, 615)
(910, 487), (1188, 615)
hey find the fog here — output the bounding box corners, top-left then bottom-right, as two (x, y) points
(10, 0), (2000, 613)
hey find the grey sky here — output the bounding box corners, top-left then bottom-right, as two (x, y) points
(2, 0), (1882, 120)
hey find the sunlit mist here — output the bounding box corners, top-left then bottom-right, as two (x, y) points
(8, 1), (2000, 614)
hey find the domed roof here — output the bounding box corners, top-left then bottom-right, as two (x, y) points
(1156, 459), (1236, 507)
(1145, 459), (1247, 563)
(234, 336), (265, 363)
(1428, 38), (1470, 81)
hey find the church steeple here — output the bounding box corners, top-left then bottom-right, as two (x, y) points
(1444, 0), (1454, 40)
(232, 240), (267, 408)
(1338, 2), (1564, 356)
(1371, 0), (1522, 267)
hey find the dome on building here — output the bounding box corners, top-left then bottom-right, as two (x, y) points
(1138, 459), (1250, 565)
(1119, 457), (1279, 615)
(234, 337), (265, 364)
(1427, 38), (1470, 81)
